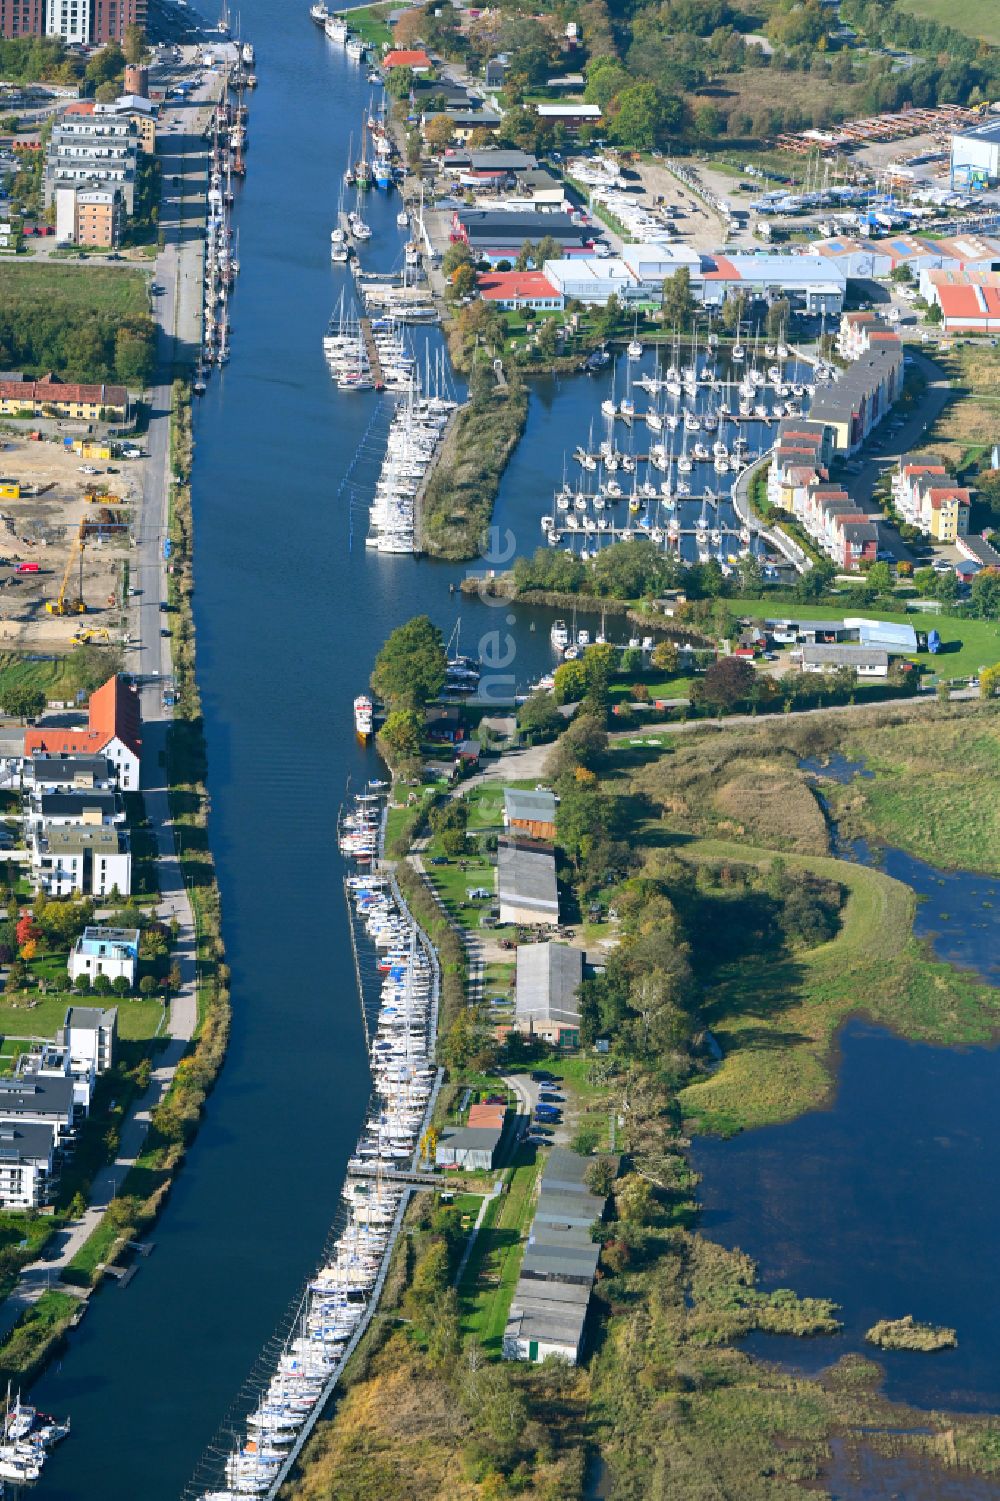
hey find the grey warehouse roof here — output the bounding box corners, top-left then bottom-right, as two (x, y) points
(801, 645), (889, 669)
(497, 840), (559, 916)
(516, 943), (582, 1026)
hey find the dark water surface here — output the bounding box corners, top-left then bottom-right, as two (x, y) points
(695, 1016), (1000, 1412)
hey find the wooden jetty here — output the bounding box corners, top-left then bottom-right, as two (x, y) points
(359, 317), (384, 389)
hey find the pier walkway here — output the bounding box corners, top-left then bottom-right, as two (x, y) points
(360, 317), (384, 388)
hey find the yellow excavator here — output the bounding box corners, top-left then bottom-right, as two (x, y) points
(71, 627), (109, 645)
(45, 539), (86, 616)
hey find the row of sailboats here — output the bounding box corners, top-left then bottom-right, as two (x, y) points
(196, 794), (437, 1499)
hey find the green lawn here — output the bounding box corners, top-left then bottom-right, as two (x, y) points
(831, 711), (1000, 874)
(343, 0), (394, 47)
(726, 599), (1000, 680)
(0, 993), (163, 1042)
(458, 1149), (541, 1352)
(0, 651), (84, 704)
(897, 0), (1000, 41)
(1, 262), (148, 321)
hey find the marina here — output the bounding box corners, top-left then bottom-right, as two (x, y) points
(184, 791), (443, 1501)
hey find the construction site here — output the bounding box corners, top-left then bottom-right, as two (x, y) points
(0, 432), (137, 655)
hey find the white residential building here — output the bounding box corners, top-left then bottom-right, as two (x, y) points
(0, 1121), (56, 1210)
(68, 929), (138, 989)
(31, 823), (131, 898)
(59, 1005), (118, 1076)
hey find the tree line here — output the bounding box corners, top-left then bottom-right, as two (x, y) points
(0, 296), (155, 386)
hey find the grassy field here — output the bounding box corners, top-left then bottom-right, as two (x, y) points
(727, 599), (1000, 680)
(831, 709), (1000, 873)
(896, 0), (1000, 43)
(0, 993), (163, 1041)
(676, 837), (1000, 1133)
(342, 0), (394, 47)
(0, 651), (86, 703)
(1, 262), (148, 321)
(458, 1149), (540, 1353)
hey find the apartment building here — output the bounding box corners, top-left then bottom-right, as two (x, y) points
(44, 118), (138, 214)
(55, 180), (124, 247)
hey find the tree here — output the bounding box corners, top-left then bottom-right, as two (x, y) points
(971, 568), (1000, 620)
(546, 714), (609, 779)
(442, 241), (472, 278)
(865, 560), (893, 595)
(423, 115), (453, 150)
(85, 41), (123, 87)
(371, 615), (447, 709)
(979, 662), (1000, 698)
(377, 708), (424, 763)
(694, 102), (722, 136)
(534, 234), (562, 268)
(93, 973), (112, 996)
(721, 291), (748, 332)
(111, 974), (131, 996)
(384, 63), (414, 98)
(138, 974), (157, 996)
(449, 263), (476, 299)
(123, 23), (147, 64)
(552, 658), (588, 705)
(74, 972), (91, 994)
(517, 690), (562, 737)
(933, 569), (960, 604)
(650, 640), (679, 673)
(767, 297), (791, 338)
(515, 239), (534, 272)
(610, 82), (683, 150)
(0, 684), (45, 721)
(699, 655), (756, 709)
(661, 266), (694, 328)
(429, 799), (469, 857)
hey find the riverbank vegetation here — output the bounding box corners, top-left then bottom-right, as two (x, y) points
(0, 264), (156, 386)
(419, 369), (528, 562)
(867, 1316), (958, 1352)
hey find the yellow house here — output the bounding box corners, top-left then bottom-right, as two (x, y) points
(922, 485), (971, 543)
(0, 478), (20, 500)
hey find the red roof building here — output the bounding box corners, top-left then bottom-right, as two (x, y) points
(0, 373), (128, 418)
(382, 48), (432, 71)
(25, 676), (142, 790)
(476, 270), (564, 310)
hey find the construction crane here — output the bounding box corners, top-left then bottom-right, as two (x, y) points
(45, 539), (86, 616)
